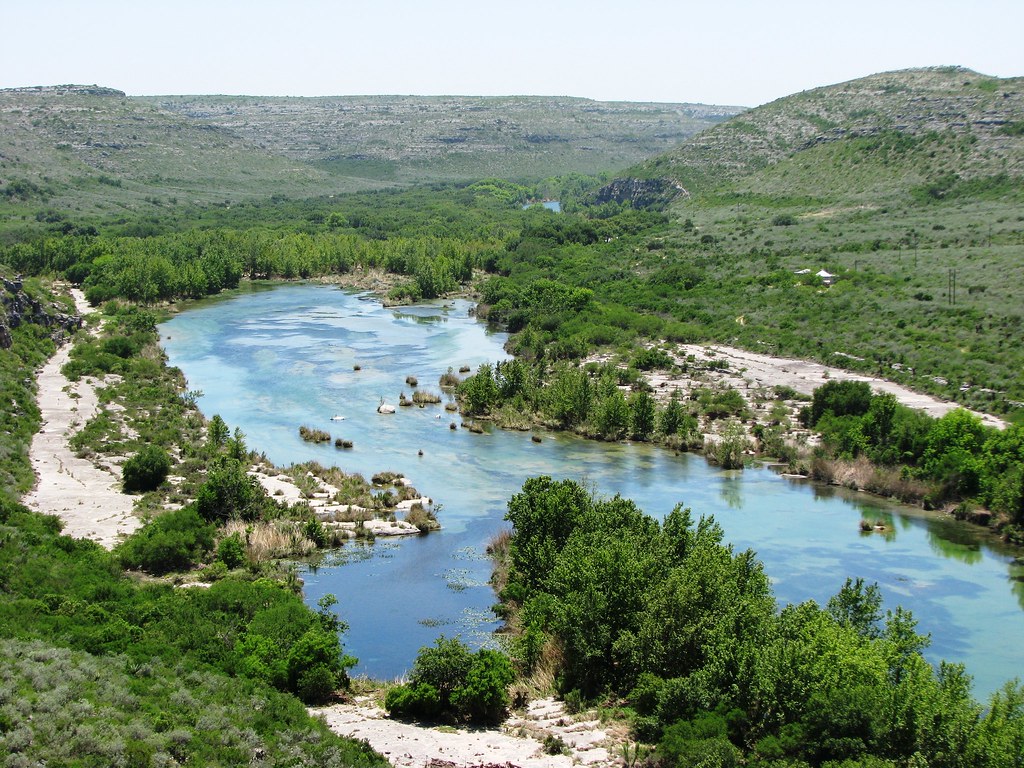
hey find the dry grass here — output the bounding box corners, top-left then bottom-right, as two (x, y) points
(521, 637), (564, 698)
(812, 455), (932, 503)
(222, 520), (317, 561)
(411, 390), (441, 405)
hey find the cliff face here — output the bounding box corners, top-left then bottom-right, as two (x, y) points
(592, 176), (689, 209)
(0, 277), (81, 349)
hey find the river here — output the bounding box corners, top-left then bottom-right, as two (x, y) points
(160, 283), (1024, 699)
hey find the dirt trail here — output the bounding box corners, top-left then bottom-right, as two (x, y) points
(651, 343), (1006, 430)
(23, 289), (139, 548)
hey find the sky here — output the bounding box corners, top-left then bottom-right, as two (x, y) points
(4, 0), (1022, 108)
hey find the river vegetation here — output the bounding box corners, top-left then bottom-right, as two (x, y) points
(454, 361), (1024, 540)
(492, 476), (1024, 767)
(2, 66), (1024, 764)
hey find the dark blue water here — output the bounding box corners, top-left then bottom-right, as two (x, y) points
(161, 283), (1024, 698)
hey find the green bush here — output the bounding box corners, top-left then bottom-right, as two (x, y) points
(658, 714), (740, 768)
(216, 532), (247, 569)
(383, 637), (514, 724)
(116, 506), (215, 574)
(121, 444), (171, 493)
(808, 380), (872, 427)
(195, 458), (269, 522)
(450, 649), (515, 724)
(384, 682), (442, 720)
(285, 627), (355, 703)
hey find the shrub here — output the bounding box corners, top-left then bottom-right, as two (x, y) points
(216, 532), (247, 569)
(121, 445), (171, 493)
(383, 637), (515, 724)
(298, 425), (331, 442)
(302, 519), (328, 548)
(658, 714), (739, 768)
(384, 682), (442, 720)
(286, 628), (354, 703)
(809, 380), (872, 427)
(116, 506), (216, 574)
(450, 649), (515, 724)
(195, 458), (268, 523)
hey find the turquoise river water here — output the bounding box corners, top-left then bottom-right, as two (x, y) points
(160, 283), (1024, 698)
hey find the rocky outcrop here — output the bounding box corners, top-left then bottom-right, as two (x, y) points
(0, 277), (81, 349)
(592, 176), (688, 209)
(1, 84), (125, 98)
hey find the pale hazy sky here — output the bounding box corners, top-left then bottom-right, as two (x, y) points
(4, 0), (1022, 107)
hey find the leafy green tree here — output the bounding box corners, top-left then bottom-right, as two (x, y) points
(629, 389), (657, 441)
(808, 380), (873, 426)
(595, 386), (629, 440)
(921, 409), (987, 495)
(459, 362), (499, 416)
(659, 391), (685, 435)
(208, 414), (229, 448)
(828, 578), (884, 639)
(504, 476), (593, 594)
(545, 365), (591, 428)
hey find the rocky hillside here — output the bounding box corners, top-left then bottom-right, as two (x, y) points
(620, 67), (1024, 203)
(0, 85), (742, 226)
(138, 94), (741, 183)
(0, 85), (344, 216)
(0, 274), (80, 349)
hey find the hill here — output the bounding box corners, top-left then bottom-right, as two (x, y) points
(630, 66), (1024, 198)
(138, 93), (741, 183)
(591, 66), (1024, 411)
(0, 85), (741, 229)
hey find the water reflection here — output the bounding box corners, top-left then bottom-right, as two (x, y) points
(927, 518), (985, 565)
(719, 473), (744, 509)
(1010, 562), (1024, 610)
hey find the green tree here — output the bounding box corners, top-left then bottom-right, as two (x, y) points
(460, 362), (499, 416)
(195, 458), (268, 523)
(208, 414), (229, 448)
(629, 389), (657, 441)
(809, 380), (873, 426)
(921, 409), (987, 495)
(828, 577), (884, 639)
(545, 365), (591, 428)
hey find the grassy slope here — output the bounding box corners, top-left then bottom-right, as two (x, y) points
(614, 67), (1024, 410)
(0, 86), (741, 232)
(0, 86), (362, 222)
